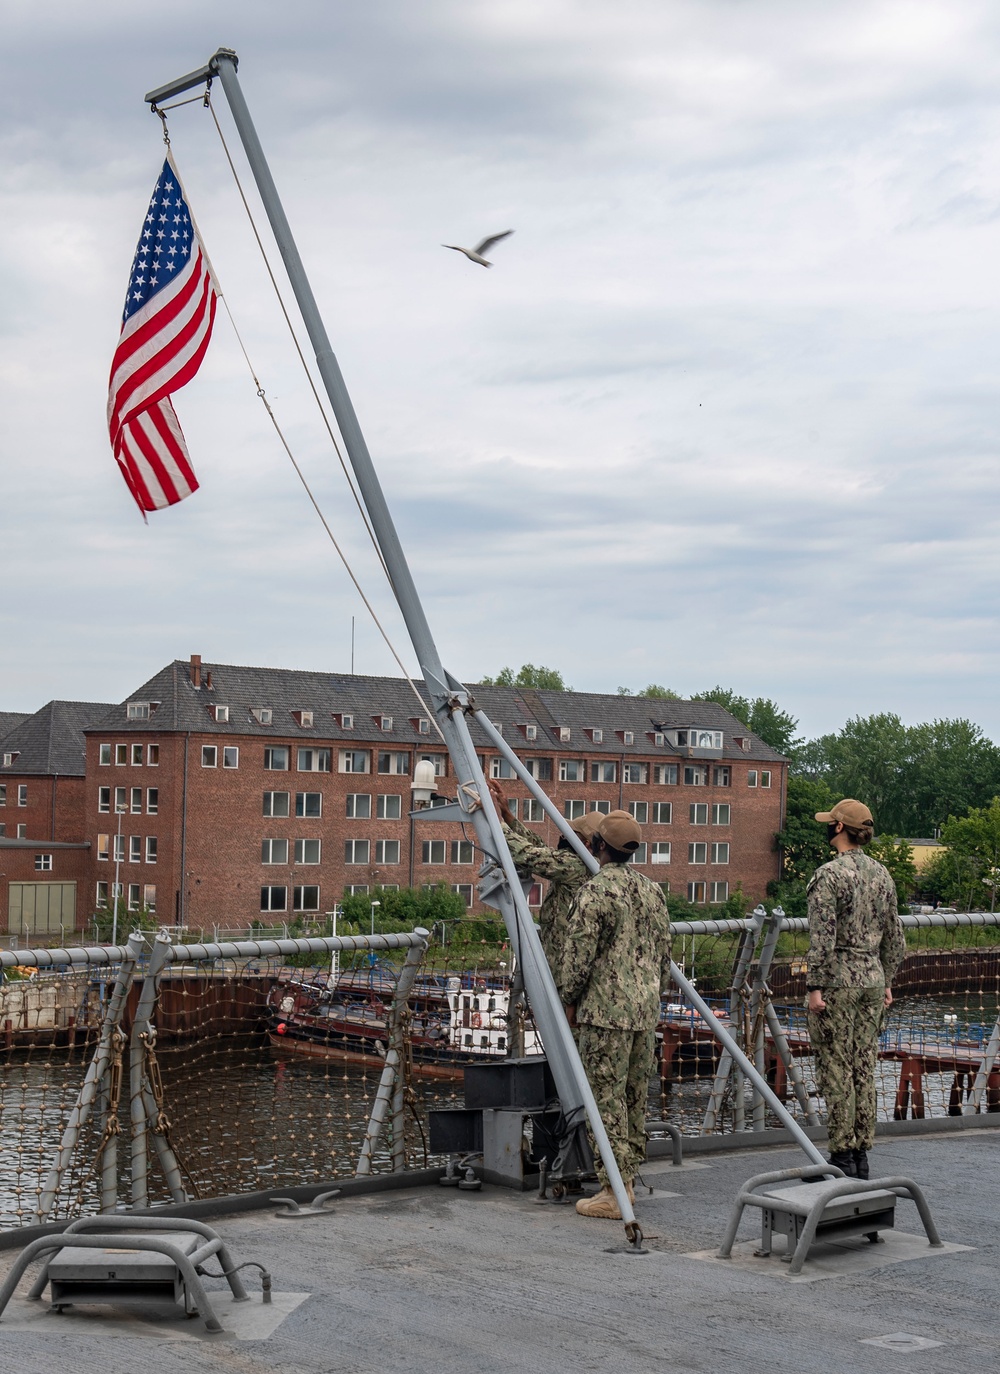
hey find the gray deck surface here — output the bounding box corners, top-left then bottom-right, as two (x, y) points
(0, 1129), (995, 1374)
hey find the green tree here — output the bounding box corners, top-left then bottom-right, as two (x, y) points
(905, 719), (1000, 834)
(691, 686), (801, 757)
(642, 684), (681, 699)
(820, 713), (911, 834)
(338, 884), (467, 932)
(936, 798), (1000, 910)
(774, 776), (839, 884)
(481, 664), (568, 690)
(867, 835), (918, 913)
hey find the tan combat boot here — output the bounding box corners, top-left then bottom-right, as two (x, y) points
(574, 1179), (635, 1219)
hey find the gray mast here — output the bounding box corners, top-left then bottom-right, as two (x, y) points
(145, 48), (643, 1238)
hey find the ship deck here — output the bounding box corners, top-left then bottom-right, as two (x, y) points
(0, 1124), (996, 1374)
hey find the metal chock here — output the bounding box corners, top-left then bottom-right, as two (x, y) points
(271, 1188), (342, 1218)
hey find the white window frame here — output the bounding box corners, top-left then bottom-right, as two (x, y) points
(99, 744), (112, 765)
(297, 748), (332, 773)
(261, 885), (287, 912)
(145, 836), (157, 864)
(655, 764), (678, 786)
(684, 765), (708, 786)
(214, 705), (229, 723)
(115, 745), (127, 765)
(131, 787), (142, 814)
(147, 744), (159, 766)
(688, 842), (707, 864)
(339, 749), (371, 774)
(147, 787), (159, 815)
(525, 724), (537, 742)
(710, 881), (729, 903)
(294, 838), (321, 865)
(143, 883), (157, 912)
(591, 728), (603, 744)
(452, 883), (474, 908)
(377, 794), (402, 820)
(450, 841), (475, 865)
(264, 746), (290, 771)
(522, 799), (545, 824)
(128, 883), (141, 912)
(262, 838), (289, 864)
(651, 842), (671, 865)
(130, 744), (143, 766)
(293, 884), (320, 912)
(223, 746), (239, 769)
(629, 843), (647, 864)
(98, 787), (111, 814)
(760, 770), (772, 788)
(417, 752), (446, 778)
(375, 839), (400, 864)
(17, 784), (28, 807)
(421, 839), (446, 865)
(689, 803), (708, 825)
(748, 770), (758, 788)
(712, 803), (731, 825)
(653, 802), (672, 824)
(623, 763), (648, 784)
(201, 745), (217, 768)
(564, 800), (586, 820)
(622, 730), (634, 746)
(34, 854), (53, 871)
(263, 791), (291, 818)
(628, 801), (648, 823)
(345, 838), (371, 864)
(128, 835), (141, 864)
(558, 727), (571, 742)
(590, 761), (617, 783)
(296, 792), (322, 818)
(711, 843), (730, 865)
(687, 882), (707, 904)
(96, 881), (109, 908)
(558, 759), (585, 782)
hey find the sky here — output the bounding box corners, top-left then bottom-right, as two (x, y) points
(3, 0), (1000, 742)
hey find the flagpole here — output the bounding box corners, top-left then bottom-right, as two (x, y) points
(144, 49), (642, 1239)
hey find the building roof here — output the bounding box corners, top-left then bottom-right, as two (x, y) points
(0, 701), (117, 777)
(86, 658), (787, 763)
(0, 711), (30, 742)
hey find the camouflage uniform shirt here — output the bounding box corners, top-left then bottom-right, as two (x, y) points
(560, 863), (673, 1030)
(501, 817), (589, 997)
(806, 849), (906, 989)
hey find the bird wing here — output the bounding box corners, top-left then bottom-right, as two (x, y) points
(473, 230), (514, 256)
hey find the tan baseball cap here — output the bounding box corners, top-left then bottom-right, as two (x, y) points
(815, 798), (874, 827)
(570, 811), (605, 842)
(595, 809), (642, 852)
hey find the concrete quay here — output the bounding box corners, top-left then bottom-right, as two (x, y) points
(0, 1127), (996, 1374)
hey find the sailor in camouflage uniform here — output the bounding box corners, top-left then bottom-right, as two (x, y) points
(486, 777), (602, 998)
(559, 811), (672, 1219)
(806, 798), (905, 1179)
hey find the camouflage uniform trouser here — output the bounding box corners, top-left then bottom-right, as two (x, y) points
(807, 986), (885, 1152)
(578, 1025), (657, 1185)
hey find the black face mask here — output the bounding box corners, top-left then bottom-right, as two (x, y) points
(826, 823), (841, 844)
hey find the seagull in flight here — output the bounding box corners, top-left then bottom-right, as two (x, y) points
(442, 230), (514, 268)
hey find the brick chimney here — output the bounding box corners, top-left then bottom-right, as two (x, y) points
(190, 653), (202, 689)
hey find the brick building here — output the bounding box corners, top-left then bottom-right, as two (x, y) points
(2, 657), (788, 936)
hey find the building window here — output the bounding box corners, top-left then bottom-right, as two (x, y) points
(0, 824), (4, 836)
(298, 710), (314, 728)
(452, 883), (474, 908)
(590, 728), (603, 743)
(377, 794), (402, 820)
(651, 842), (671, 865)
(421, 840), (446, 864)
(688, 842), (707, 864)
(263, 791), (290, 818)
(114, 786), (127, 812)
(451, 841), (475, 864)
(760, 770), (772, 788)
(34, 854), (53, 871)
(115, 744), (128, 765)
(418, 752), (446, 778)
(748, 770), (758, 788)
(147, 744), (159, 766)
(261, 886), (287, 912)
(690, 804), (708, 825)
(623, 764), (648, 784)
(345, 839), (371, 864)
(713, 766), (731, 787)
(131, 744), (143, 766)
(628, 802), (648, 823)
(526, 883), (543, 907)
(254, 708), (273, 725)
(590, 800), (611, 814)
(525, 725), (537, 742)
(144, 884), (157, 911)
(99, 744), (112, 766)
(556, 727), (571, 743)
(127, 701), (150, 721)
(146, 837), (157, 864)
(344, 884), (369, 896)
(375, 839), (400, 864)
(523, 799), (545, 823)
(129, 836), (141, 863)
(684, 765), (708, 786)
(653, 732), (664, 747)
(629, 844), (647, 864)
(710, 882), (729, 903)
(590, 762), (617, 783)
(297, 792), (322, 818)
(490, 757), (515, 779)
(376, 751), (409, 776)
(712, 804), (730, 825)
(339, 749), (371, 774)
(711, 843), (730, 864)
(346, 793), (371, 819)
(127, 787), (141, 813)
(623, 730), (634, 746)
(265, 746), (290, 771)
(295, 838), (321, 864)
(341, 714), (354, 730)
(294, 885), (320, 912)
(17, 785), (28, 807)
(146, 788), (158, 815)
(653, 802), (672, 824)
(262, 838), (289, 864)
(223, 746), (239, 769)
(127, 883), (141, 911)
(297, 748), (331, 773)
(524, 758), (552, 781)
(202, 746), (217, 768)
(16, 823), (26, 838)
(655, 764), (678, 786)
(418, 717), (431, 735)
(96, 881), (109, 908)
(687, 882), (707, 904)
(97, 834), (110, 861)
(564, 800), (586, 820)
(558, 759), (585, 782)
(114, 835), (125, 863)
(379, 715), (393, 732)
(99, 787), (111, 814)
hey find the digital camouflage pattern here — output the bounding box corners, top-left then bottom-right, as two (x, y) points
(502, 818), (589, 997)
(805, 849), (905, 989)
(560, 863), (672, 1031)
(578, 1025), (657, 1184)
(807, 987), (885, 1151)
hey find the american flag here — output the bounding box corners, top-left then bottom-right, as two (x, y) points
(108, 156), (218, 515)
